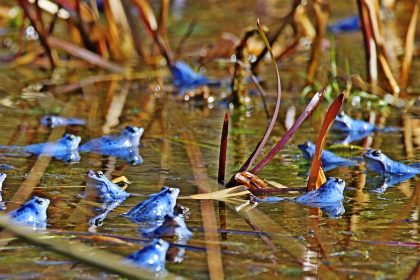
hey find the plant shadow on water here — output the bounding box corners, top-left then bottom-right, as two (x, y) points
(0, 0), (419, 279)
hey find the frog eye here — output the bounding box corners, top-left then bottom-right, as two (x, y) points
(334, 178), (344, 184)
(338, 111), (345, 117)
(35, 198), (44, 205)
(125, 126), (137, 134)
(96, 171), (104, 177)
(372, 150), (381, 157)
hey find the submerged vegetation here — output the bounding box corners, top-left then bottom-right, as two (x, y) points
(0, 0), (419, 279)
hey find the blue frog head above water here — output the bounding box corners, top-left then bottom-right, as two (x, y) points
(120, 126), (144, 147)
(9, 196), (50, 229)
(125, 239), (169, 273)
(295, 177), (346, 205)
(363, 149), (420, 175)
(124, 186), (180, 223)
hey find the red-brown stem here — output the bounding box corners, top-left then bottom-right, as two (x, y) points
(218, 112), (229, 185)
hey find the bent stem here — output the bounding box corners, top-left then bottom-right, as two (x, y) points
(307, 93), (344, 191)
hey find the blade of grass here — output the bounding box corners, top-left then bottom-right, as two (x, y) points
(179, 186), (250, 200)
(131, 0), (174, 67)
(250, 0), (301, 73)
(252, 88), (324, 174)
(47, 36), (124, 72)
(218, 112), (229, 185)
(242, 19), (282, 171)
(399, 1), (418, 93)
(307, 93), (344, 191)
(0, 215), (174, 279)
(306, 0), (329, 85)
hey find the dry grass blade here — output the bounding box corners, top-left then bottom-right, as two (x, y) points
(252, 88), (324, 174)
(399, 1), (419, 93)
(47, 37), (124, 72)
(131, 0), (174, 67)
(306, 0), (329, 85)
(307, 93), (344, 191)
(363, 0), (400, 95)
(179, 186), (250, 200)
(241, 20), (282, 171)
(357, 0), (378, 86)
(218, 112), (229, 185)
(0, 215), (174, 279)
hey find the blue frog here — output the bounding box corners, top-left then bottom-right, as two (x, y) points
(142, 213), (192, 240)
(83, 170), (130, 227)
(363, 149), (420, 175)
(8, 196), (50, 229)
(84, 170), (129, 204)
(332, 112), (376, 132)
(256, 177), (346, 218)
(170, 61), (221, 95)
(327, 15), (360, 33)
(125, 239), (169, 273)
(123, 187), (180, 223)
(1, 134), (82, 163)
(332, 112), (398, 133)
(0, 173), (6, 210)
(298, 141), (359, 171)
(41, 115), (86, 128)
(79, 126), (143, 153)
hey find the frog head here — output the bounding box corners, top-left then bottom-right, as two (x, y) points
(363, 149), (389, 173)
(159, 186), (180, 209)
(86, 170), (110, 188)
(0, 173), (6, 191)
(60, 134), (81, 150)
(332, 111), (352, 132)
(323, 177), (346, 194)
(297, 141), (316, 160)
(121, 126), (144, 147)
(27, 196), (50, 214)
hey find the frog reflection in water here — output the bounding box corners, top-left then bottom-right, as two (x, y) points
(0, 134), (81, 163)
(79, 126), (144, 165)
(125, 239), (169, 273)
(363, 149), (420, 175)
(257, 177), (346, 218)
(142, 213), (192, 263)
(83, 170), (130, 226)
(0, 173), (6, 210)
(298, 141), (359, 171)
(124, 187), (180, 223)
(9, 196), (50, 229)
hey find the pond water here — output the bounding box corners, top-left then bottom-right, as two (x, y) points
(0, 0), (419, 279)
